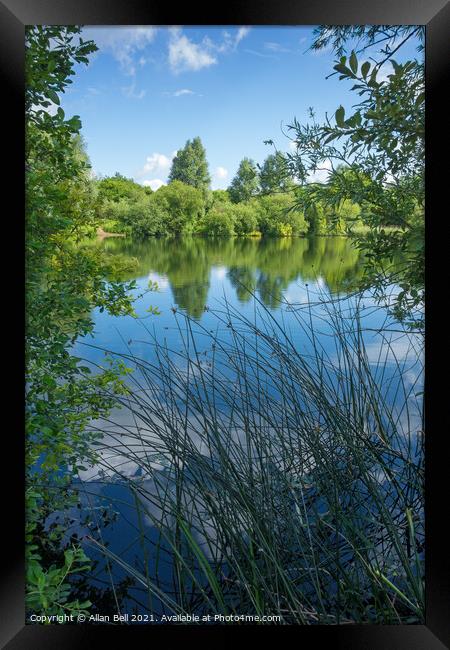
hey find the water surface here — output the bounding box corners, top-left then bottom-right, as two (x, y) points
(70, 236), (423, 618)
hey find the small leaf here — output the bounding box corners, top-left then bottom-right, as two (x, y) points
(47, 89), (60, 105)
(361, 61), (370, 79)
(335, 105), (345, 127)
(349, 51), (358, 75)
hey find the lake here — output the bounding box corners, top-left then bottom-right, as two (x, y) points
(69, 235), (424, 621)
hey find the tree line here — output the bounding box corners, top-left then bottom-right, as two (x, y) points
(94, 141), (364, 239)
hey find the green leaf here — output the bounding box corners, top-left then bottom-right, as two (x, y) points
(47, 89), (60, 105)
(361, 61), (370, 79)
(335, 105), (345, 127)
(349, 51), (358, 75)
(334, 63), (351, 77)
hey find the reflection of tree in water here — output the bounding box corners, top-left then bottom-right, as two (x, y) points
(227, 266), (256, 303)
(171, 283), (209, 319)
(256, 272), (286, 309)
(98, 235), (366, 313)
(159, 239), (211, 318)
(300, 237), (364, 294)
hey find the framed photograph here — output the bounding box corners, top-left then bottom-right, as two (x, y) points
(2, 0), (448, 647)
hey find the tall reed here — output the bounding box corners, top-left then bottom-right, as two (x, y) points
(81, 290), (424, 624)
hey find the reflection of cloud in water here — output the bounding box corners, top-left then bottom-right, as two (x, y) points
(213, 266), (227, 280)
(148, 272), (169, 290)
(284, 287), (308, 305)
(364, 332), (423, 365)
(79, 403), (209, 482)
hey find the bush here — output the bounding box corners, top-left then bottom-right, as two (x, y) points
(96, 175), (148, 204)
(334, 199), (362, 233)
(196, 205), (235, 237)
(211, 189), (231, 205)
(119, 197), (169, 238)
(255, 194), (309, 236)
(152, 181), (205, 235)
(231, 203), (259, 236)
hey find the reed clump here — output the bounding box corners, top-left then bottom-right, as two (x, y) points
(83, 291), (424, 624)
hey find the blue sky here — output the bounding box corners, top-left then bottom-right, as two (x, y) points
(60, 26), (422, 190)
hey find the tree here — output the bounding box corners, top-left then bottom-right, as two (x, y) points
(284, 26), (424, 325)
(259, 152), (293, 194)
(26, 26), (138, 617)
(197, 205), (236, 237)
(168, 136), (211, 191)
(96, 175), (148, 206)
(228, 158), (259, 203)
(255, 194), (309, 236)
(153, 180), (205, 234)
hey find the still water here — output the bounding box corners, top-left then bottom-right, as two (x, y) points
(76, 236), (365, 360)
(70, 236), (423, 618)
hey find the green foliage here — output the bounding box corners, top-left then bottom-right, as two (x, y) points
(121, 197), (167, 237)
(26, 25), (140, 618)
(259, 152), (293, 194)
(197, 205), (236, 237)
(152, 181), (205, 235)
(255, 193), (309, 236)
(26, 499), (93, 619)
(303, 201), (328, 234)
(96, 174), (148, 205)
(228, 158), (260, 203)
(232, 203), (259, 236)
(210, 189), (231, 205)
(284, 26), (424, 324)
(168, 137), (211, 191)
(197, 202), (259, 237)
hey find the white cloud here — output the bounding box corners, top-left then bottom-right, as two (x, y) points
(83, 26), (157, 76)
(214, 166), (228, 180)
(211, 166), (229, 189)
(137, 152), (173, 178)
(215, 27), (250, 52)
(244, 49), (277, 59)
(236, 27), (250, 44)
(143, 179), (165, 191)
(122, 80), (146, 99)
(162, 88), (199, 97)
(168, 27), (250, 73)
(307, 159), (333, 184)
(169, 29), (217, 73)
(174, 88), (194, 96)
(264, 41), (290, 53)
(138, 150), (176, 189)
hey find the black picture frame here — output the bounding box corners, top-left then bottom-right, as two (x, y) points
(3, 0), (448, 647)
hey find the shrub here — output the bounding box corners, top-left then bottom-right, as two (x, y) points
(255, 194), (309, 236)
(120, 197), (169, 238)
(196, 205), (235, 237)
(231, 203), (259, 236)
(304, 202), (328, 234)
(152, 181), (205, 235)
(96, 174), (148, 204)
